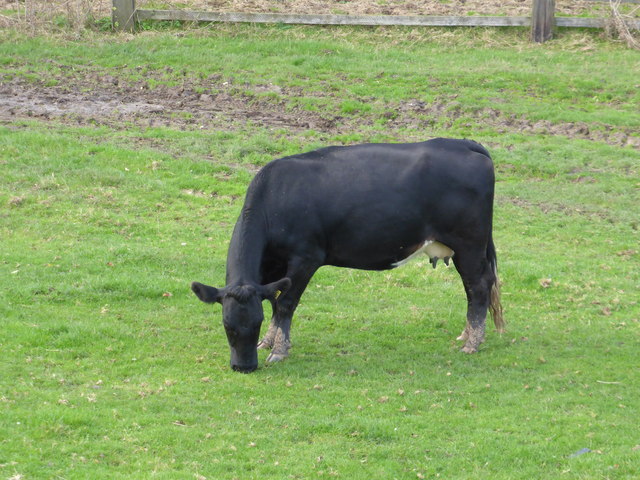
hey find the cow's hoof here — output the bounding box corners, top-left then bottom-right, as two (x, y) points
(266, 352), (288, 363)
(461, 345), (478, 354)
(257, 340), (272, 350)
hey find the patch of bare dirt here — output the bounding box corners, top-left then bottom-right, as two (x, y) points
(1, 69), (638, 149)
(0, 72), (330, 133)
(503, 196), (619, 223)
(394, 100), (639, 148)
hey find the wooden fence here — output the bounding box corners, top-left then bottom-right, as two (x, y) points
(112, 0), (640, 43)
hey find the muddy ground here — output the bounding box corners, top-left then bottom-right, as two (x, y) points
(0, 69), (327, 133)
(1, 65), (637, 149)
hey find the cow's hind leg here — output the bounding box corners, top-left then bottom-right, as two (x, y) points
(453, 248), (496, 353)
(264, 256), (321, 364)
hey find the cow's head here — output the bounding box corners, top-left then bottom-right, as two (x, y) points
(191, 278), (291, 373)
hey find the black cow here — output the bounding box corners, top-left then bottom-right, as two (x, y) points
(192, 138), (504, 373)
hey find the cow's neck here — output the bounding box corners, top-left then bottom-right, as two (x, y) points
(225, 209), (267, 286)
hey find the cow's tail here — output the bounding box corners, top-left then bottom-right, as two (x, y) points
(487, 235), (505, 334)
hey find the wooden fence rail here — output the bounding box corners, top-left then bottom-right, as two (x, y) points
(113, 0), (640, 42)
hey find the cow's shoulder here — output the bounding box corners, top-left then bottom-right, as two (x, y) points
(252, 146), (355, 186)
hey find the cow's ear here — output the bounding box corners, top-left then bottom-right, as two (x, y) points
(191, 282), (225, 304)
(261, 277), (292, 301)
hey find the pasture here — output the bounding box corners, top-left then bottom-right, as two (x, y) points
(1, 22), (639, 479)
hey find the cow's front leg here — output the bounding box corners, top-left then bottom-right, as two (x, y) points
(258, 298), (292, 354)
(258, 314), (278, 350)
(265, 316), (292, 363)
(264, 256), (321, 364)
(258, 299), (293, 362)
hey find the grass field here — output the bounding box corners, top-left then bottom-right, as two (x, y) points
(1, 22), (639, 480)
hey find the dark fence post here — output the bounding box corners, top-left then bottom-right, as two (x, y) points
(531, 0), (555, 42)
(113, 0), (137, 32)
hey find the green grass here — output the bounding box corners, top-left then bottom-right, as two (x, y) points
(1, 24), (639, 479)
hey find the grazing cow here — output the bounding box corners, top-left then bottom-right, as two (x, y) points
(192, 138), (504, 373)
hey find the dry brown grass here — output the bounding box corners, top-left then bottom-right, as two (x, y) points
(0, 0), (111, 33)
(605, 0), (640, 49)
(135, 0), (605, 17)
(1, 0), (637, 47)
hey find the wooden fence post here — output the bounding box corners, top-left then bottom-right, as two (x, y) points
(531, 0), (555, 42)
(113, 0), (137, 32)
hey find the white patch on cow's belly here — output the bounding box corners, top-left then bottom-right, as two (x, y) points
(393, 240), (455, 268)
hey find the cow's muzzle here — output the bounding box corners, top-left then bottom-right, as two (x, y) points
(231, 363), (258, 373)
(230, 345), (258, 373)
